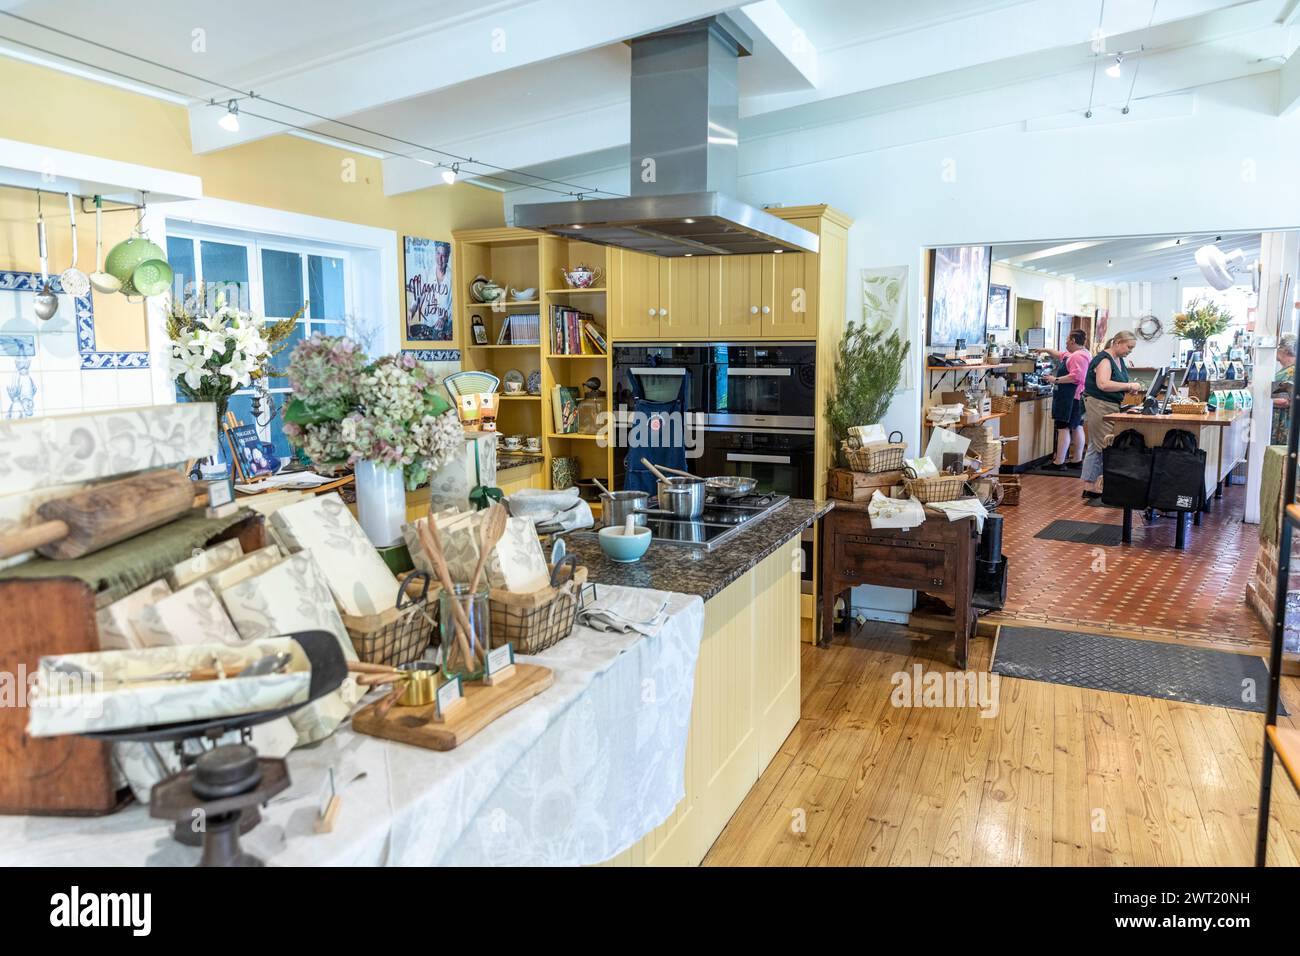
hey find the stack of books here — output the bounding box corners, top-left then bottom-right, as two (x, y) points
(496, 313), (540, 345)
(549, 305), (607, 355)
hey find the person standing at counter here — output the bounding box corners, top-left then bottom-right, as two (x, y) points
(1041, 330), (1091, 470)
(1080, 330), (1145, 499)
(1271, 334), (1296, 445)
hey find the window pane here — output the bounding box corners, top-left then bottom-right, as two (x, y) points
(200, 240), (250, 309)
(268, 322), (306, 389)
(166, 236), (196, 301)
(308, 255), (345, 320)
(262, 249), (304, 318)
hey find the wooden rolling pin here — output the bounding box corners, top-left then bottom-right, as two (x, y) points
(0, 470), (201, 560)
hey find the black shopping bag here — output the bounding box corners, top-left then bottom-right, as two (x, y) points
(1102, 428), (1152, 508)
(1148, 428), (1207, 512)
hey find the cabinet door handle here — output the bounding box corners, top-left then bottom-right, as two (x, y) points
(750, 306), (759, 314)
(647, 308), (656, 317)
(761, 306), (770, 315)
(659, 309), (667, 316)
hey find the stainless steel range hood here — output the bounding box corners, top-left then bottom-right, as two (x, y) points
(513, 16), (817, 257)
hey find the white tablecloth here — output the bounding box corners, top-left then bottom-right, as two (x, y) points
(0, 586), (705, 866)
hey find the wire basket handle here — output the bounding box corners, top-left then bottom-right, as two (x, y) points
(397, 570), (432, 610)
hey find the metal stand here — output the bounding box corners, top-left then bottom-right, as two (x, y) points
(1256, 390), (1299, 866)
(1121, 507), (1133, 544)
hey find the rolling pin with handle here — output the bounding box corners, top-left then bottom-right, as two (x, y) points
(0, 470), (202, 561)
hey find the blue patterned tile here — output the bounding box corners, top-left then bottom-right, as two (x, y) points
(402, 348), (460, 362)
(0, 269), (148, 369)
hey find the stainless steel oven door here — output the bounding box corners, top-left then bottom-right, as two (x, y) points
(708, 342), (815, 430)
(698, 427), (816, 499)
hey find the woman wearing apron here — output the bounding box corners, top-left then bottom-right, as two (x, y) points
(623, 368), (692, 494)
(1041, 329), (1091, 470)
(1080, 330), (1145, 499)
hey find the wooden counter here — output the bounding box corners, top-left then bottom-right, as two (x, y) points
(1001, 395), (1055, 468)
(1103, 408), (1248, 499)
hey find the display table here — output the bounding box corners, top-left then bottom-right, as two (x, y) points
(0, 587), (705, 867)
(1102, 408), (1247, 501)
(820, 501), (978, 665)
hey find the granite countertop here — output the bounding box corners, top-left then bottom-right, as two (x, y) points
(562, 498), (834, 601)
(497, 453), (544, 471)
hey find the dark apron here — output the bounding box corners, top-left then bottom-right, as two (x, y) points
(1050, 356), (1076, 424)
(623, 368), (691, 494)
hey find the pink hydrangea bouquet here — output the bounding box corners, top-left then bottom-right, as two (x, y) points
(283, 335), (459, 488)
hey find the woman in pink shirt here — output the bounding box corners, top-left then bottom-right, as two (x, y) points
(1041, 330), (1091, 470)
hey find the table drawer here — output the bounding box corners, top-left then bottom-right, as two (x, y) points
(831, 533), (951, 590)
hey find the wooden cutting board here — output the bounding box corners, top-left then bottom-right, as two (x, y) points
(351, 664), (553, 751)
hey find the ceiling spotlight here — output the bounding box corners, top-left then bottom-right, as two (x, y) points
(774, 249), (784, 254)
(571, 224), (583, 230)
(441, 163), (459, 185)
(684, 253), (693, 257)
(683, 218), (695, 224)
(1107, 259), (1113, 267)
(218, 100), (240, 132)
(1105, 54), (1123, 79)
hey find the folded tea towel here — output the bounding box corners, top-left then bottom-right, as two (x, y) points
(577, 588), (671, 636)
(506, 487), (594, 533)
(928, 497), (989, 532)
(867, 490), (926, 529)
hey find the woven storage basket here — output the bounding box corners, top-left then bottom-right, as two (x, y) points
(989, 395), (1017, 415)
(902, 466), (972, 505)
(342, 571), (438, 668)
(998, 474), (1021, 506)
(488, 558), (588, 655)
(1169, 400), (1208, 415)
(842, 429), (906, 473)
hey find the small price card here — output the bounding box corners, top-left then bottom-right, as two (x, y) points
(315, 767), (341, 833)
(433, 675), (465, 722)
(483, 644), (516, 686)
(205, 476), (237, 518)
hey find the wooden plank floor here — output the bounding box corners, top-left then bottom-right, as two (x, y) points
(703, 622), (1300, 866)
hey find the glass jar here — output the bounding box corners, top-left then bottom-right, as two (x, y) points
(440, 584), (490, 681)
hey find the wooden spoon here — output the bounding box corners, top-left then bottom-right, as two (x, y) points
(416, 517), (478, 670)
(468, 503), (508, 595)
(640, 457), (669, 483)
(657, 464), (703, 480)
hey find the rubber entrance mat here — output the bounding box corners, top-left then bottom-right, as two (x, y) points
(991, 626), (1285, 714)
(1034, 519), (1124, 546)
(1025, 462), (1082, 478)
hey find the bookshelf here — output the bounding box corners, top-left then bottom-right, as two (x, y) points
(453, 228), (614, 500)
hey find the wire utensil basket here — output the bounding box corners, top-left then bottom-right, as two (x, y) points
(488, 556), (593, 655)
(344, 570), (438, 668)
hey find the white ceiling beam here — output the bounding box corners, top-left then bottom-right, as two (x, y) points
(1280, 43), (1300, 112)
(734, 1), (819, 94)
(1004, 240), (1111, 264)
(187, 0), (733, 154)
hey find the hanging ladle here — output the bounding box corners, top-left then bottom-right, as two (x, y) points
(33, 191), (59, 322)
(88, 196), (120, 295)
(59, 192), (90, 298)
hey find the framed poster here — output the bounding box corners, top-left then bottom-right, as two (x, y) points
(404, 237), (453, 342)
(987, 283), (1011, 332)
(926, 245), (991, 347)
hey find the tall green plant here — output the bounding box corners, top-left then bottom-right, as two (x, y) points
(826, 322), (911, 466)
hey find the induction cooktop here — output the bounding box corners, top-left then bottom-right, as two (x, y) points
(579, 492), (789, 552)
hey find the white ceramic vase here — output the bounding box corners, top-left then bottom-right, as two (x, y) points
(355, 459), (405, 547)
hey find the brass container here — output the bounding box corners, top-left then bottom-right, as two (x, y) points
(397, 661), (440, 707)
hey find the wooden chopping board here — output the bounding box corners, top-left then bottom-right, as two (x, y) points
(352, 663), (553, 751)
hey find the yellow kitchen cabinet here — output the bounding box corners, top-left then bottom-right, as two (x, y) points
(714, 253), (768, 338)
(764, 219), (820, 339)
(664, 256), (717, 339)
(613, 250), (666, 339)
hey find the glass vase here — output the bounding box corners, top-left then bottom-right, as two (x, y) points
(355, 459), (406, 547)
(440, 584), (490, 681)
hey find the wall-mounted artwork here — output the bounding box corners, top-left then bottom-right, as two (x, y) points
(861, 265), (911, 390)
(404, 237), (453, 342)
(926, 245), (991, 348)
(987, 283), (1011, 332)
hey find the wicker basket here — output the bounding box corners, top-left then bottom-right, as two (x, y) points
(343, 571), (438, 668)
(1169, 400), (1208, 415)
(998, 474), (1021, 506)
(902, 466), (972, 505)
(989, 395), (1017, 415)
(842, 429), (906, 473)
(489, 557), (589, 655)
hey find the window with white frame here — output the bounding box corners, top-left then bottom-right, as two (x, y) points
(165, 222), (359, 461)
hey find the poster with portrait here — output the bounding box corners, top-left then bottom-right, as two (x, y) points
(405, 237), (453, 342)
(927, 245), (991, 347)
(987, 283), (1011, 331)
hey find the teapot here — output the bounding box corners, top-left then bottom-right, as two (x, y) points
(469, 274), (505, 303)
(560, 264), (602, 289)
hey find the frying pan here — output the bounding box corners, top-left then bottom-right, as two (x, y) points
(657, 465), (758, 499)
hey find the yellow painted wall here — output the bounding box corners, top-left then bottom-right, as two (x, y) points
(0, 56), (505, 352)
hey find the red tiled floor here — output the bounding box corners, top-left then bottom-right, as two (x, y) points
(994, 472), (1265, 647)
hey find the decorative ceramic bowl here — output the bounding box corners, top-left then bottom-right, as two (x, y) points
(509, 287), (536, 301)
(598, 525), (652, 563)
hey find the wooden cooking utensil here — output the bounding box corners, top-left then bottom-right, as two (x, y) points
(0, 470), (200, 561)
(640, 457), (669, 483)
(657, 464), (703, 480)
(415, 518), (477, 669)
(468, 504), (508, 595)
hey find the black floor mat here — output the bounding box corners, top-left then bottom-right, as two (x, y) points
(1025, 462), (1083, 478)
(1034, 519), (1124, 546)
(992, 626), (1285, 715)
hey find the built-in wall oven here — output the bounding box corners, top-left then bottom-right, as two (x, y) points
(707, 342), (816, 430)
(696, 427), (816, 501)
(611, 344), (710, 489)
